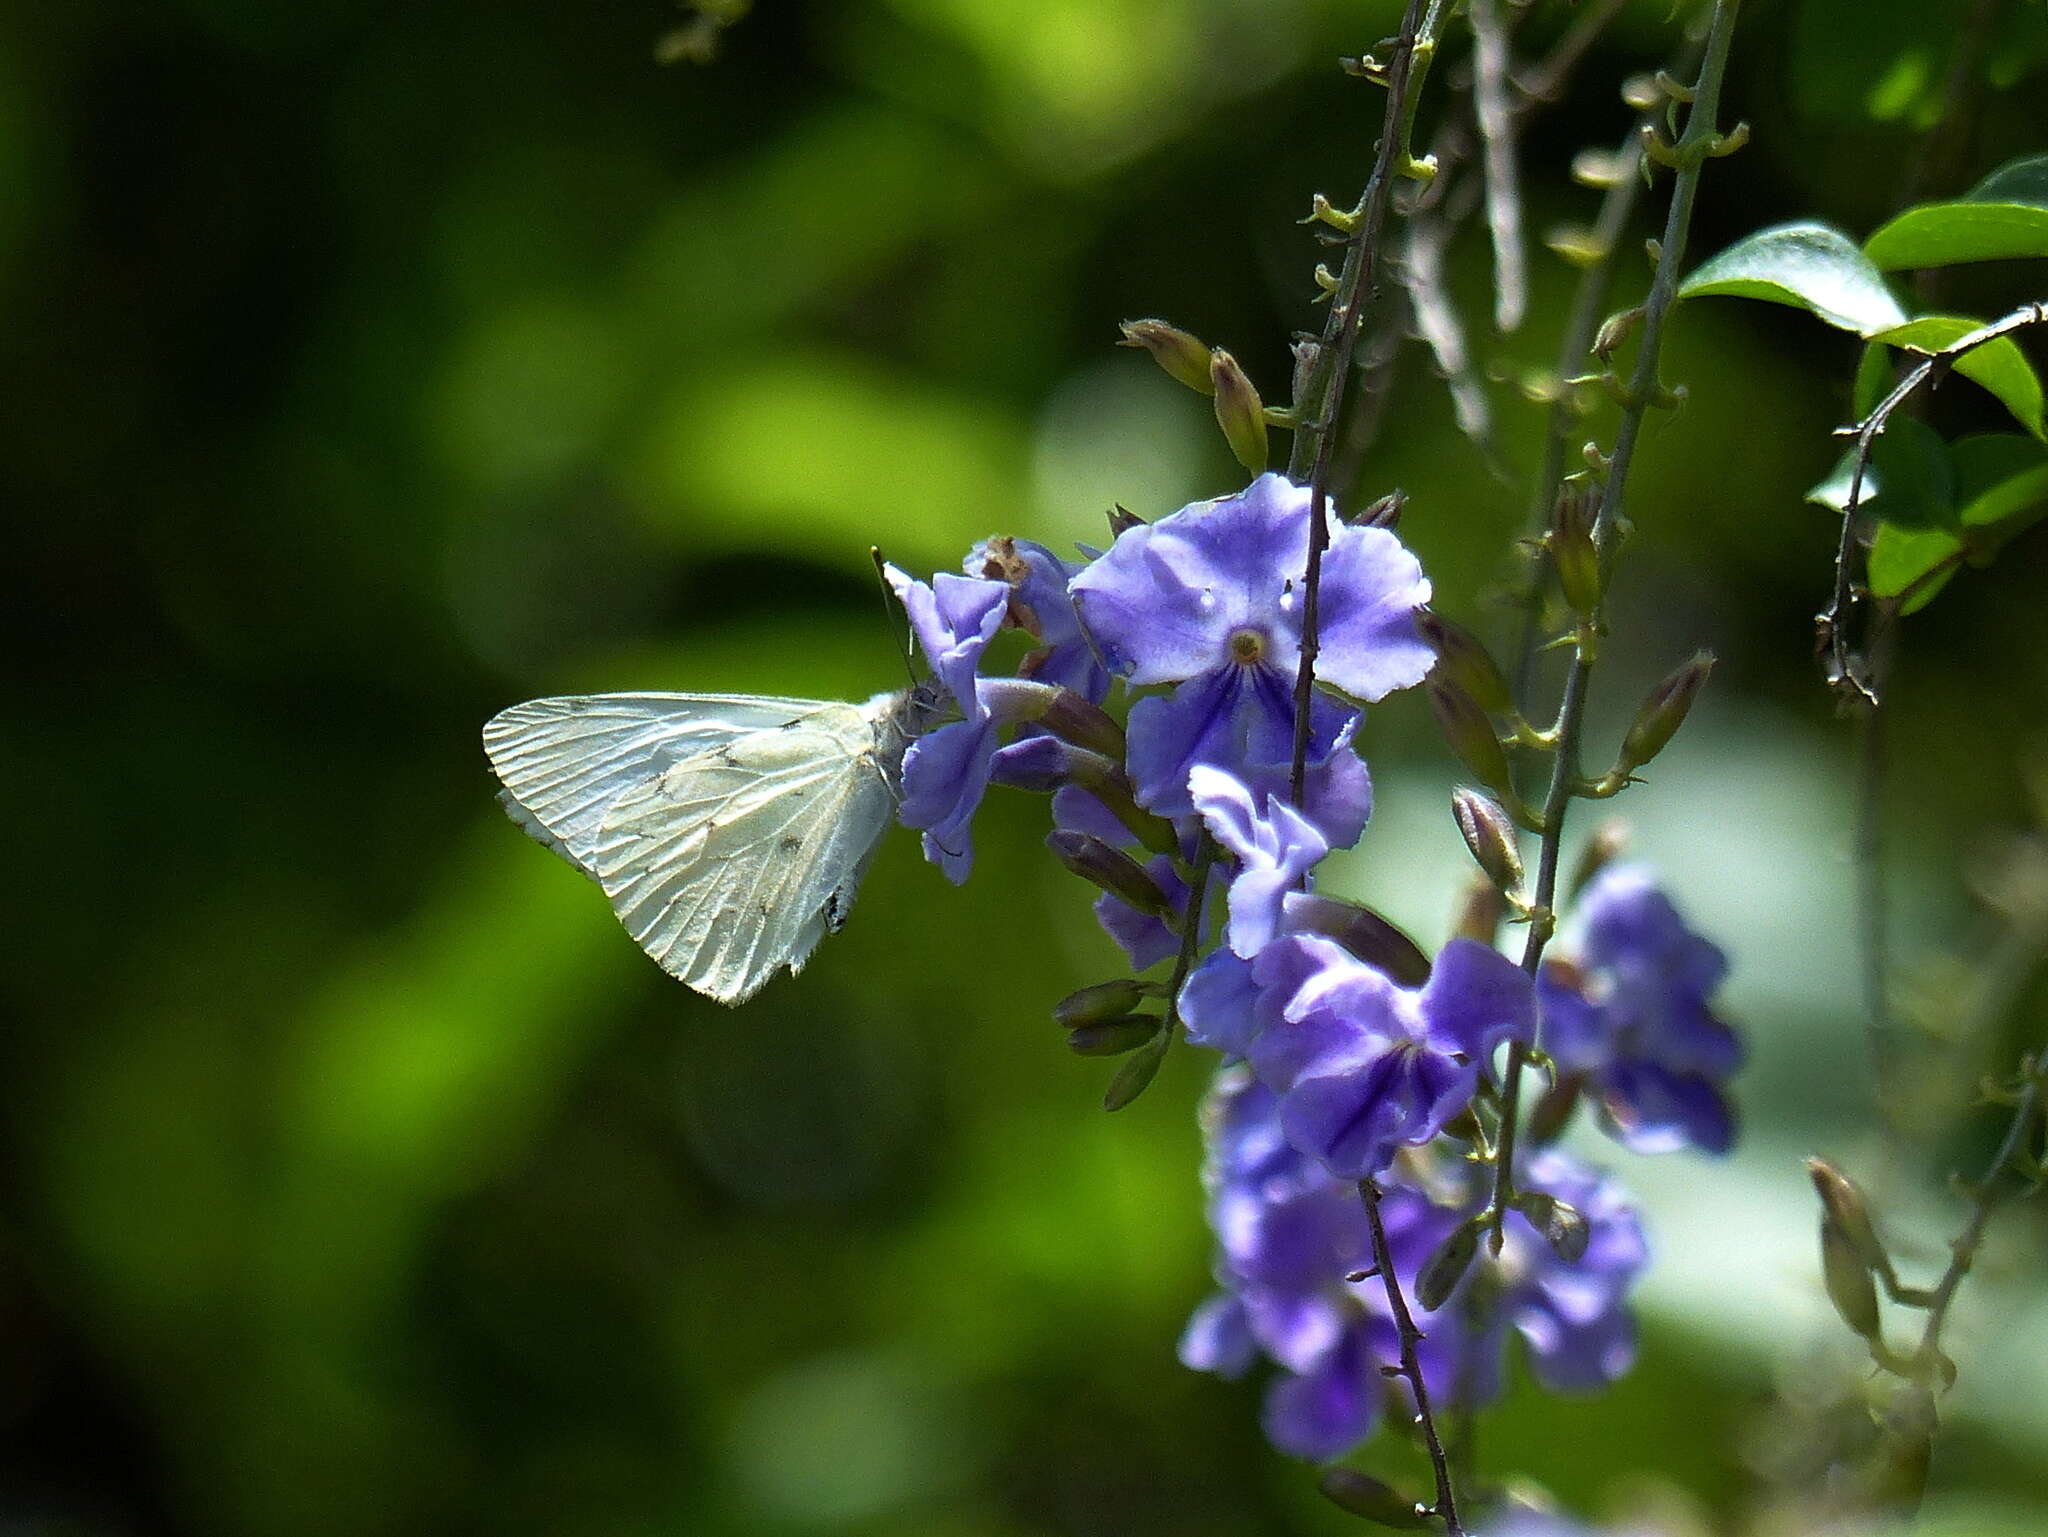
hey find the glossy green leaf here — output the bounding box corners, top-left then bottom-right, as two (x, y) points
(1952, 433), (2048, 523)
(1864, 153), (2048, 269)
(1867, 521), (1962, 604)
(1853, 339), (1892, 418)
(1679, 223), (1908, 336)
(1872, 316), (2047, 438)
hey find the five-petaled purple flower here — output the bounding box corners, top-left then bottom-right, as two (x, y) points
(1068, 472), (1433, 819)
(1248, 933), (1535, 1179)
(1538, 863), (1742, 1155)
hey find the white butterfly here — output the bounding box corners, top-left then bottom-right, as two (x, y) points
(483, 685), (943, 1006)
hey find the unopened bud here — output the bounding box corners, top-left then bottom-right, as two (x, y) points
(1820, 1215), (1882, 1340)
(1616, 651), (1714, 775)
(1102, 1031), (1169, 1112)
(1526, 1073), (1582, 1145)
(1452, 874), (1507, 945)
(1567, 820), (1629, 898)
(1106, 503), (1146, 538)
(1806, 1158), (1886, 1271)
(1209, 349), (1269, 472)
(1349, 488), (1406, 528)
(1535, 1196), (1590, 1262)
(1452, 788), (1526, 896)
(1039, 689), (1126, 759)
(1417, 611), (1514, 714)
(1549, 481), (1602, 613)
(1067, 1017), (1161, 1056)
(1054, 979), (1150, 1027)
(1427, 679), (1515, 800)
(1281, 893), (1432, 986)
(1046, 831), (1175, 917)
(1418, 1222), (1481, 1310)
(1290, 334), (1321, 402)
(1592, 306), (1643, 362)
(1117, 319), (1214, 394)
(1318, 1469), (1428, 1527)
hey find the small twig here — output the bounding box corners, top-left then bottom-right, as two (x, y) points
(1817, 301), (2048, 707)
(1360, 1178), (1467, 1537)
(1909, 1057), (2045, 1377)
(1488, 0), (1746, 1246)
(1470, 0), (1527, 331)
(1289, 0), (1442, 802)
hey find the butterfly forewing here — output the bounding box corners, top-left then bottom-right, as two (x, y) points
(589, 702), (896, 1005)
(483, 693), (833, 875)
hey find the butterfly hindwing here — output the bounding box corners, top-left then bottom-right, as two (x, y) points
(589, 703), (895, 1005)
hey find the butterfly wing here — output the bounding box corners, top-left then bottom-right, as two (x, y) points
(589, 703), (897, 1005)
(483, 693), (830, 877)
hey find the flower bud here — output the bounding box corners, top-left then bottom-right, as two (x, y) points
(1566, 819), (1629, 898)
(1349, 488), (1406, 529)
(1066, 1017), (1161, 1056)
(1526, 1073), (1582, 1146)
(1417, 1222), (1480, 1310)
(1117, 319), (1214, 394)
(1451, 787), (1525, 897)
(1615, 652), (1713, 775)
(1209, 349), (1269, 472)
(1515, 1193), (1589, 1262)
(1549, 481), (1602, 613)
(1102, 1031), (1169, 1112)
(1427, 679), (1515, 801)
(1319, 1469), (1429, 1528)
(1806, 1158), (1886, 1272)
(1039, 689), (1126, 759)
(1452, 873), (1507, 945)
(1046, 831), (1175, 917)
(1820, 1215), (1882, 1340)
(1053, 979), (1151, 1027)
(1281, 893), (1431, 986)
(1417, 611), (1514, 715)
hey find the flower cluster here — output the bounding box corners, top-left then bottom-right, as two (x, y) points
(884, 471), (1736, 1469)
(1178, 1069), (1647, 1462)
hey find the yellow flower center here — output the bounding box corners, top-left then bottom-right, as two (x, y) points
(1227, 627), (1266, 665)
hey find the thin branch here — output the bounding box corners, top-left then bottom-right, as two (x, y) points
(1471, 0), (1527, 331)
(1361, 1178), (1467, 1537)
(1288, 0), (1443, 801)
(1909, 1056), (2045, 1376)
(1818, 301), (2048, 707)
(1489, 0), (1746, 1244)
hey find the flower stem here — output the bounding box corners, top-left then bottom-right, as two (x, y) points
(1288, 0), (1442, 804)
(1487, 0), (1745, 1247)
(1360, 1178), (1467, 1537)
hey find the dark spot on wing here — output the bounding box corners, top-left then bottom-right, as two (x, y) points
(778, 834), (803, 852)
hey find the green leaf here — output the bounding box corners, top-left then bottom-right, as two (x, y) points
(1679, 223), (1908, 336)
(1867, 522), (1962, 604)
(1853, 339), (1892, 418)
(1952, 433), (2048, 524)
(1864, 153), (2048, 269)
(1871, 315), (2047, 438)
(1803, 419), (1952, 525)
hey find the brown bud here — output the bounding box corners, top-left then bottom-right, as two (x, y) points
(1046, 831), (1174, 917)
(1427, 679), (1515, 801)
(1318, 1470), (1428, 1528)
(1281, 894), (1432, 986)
(1416, 611), (1513, 715)
(1210, 349), (1269, 472)
(1039, 689), (1126, 760)
(1451, 787), (1526, 897)
(1417, 1222), (1481, 1310)
(1820, 1216), (1882, 1340)
(1806, 1158), (1886, 1271)
(1616, 652), (1714, 776)
(1117, 319), (1214, 393)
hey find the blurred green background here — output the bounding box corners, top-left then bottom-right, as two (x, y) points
(8, 1), (2048, 1533)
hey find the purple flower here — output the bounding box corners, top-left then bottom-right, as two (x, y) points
(969, 535), (1109, 704)
(1050, 785), (1192, 969)
(1539, 864), (1741, 1155)
(1189, 765), (1329, 958)
(1249, 934), (1535, 1179)
(1068, 473), (1431, 817)
(1179, 1072), (1647, 1465)
(885, 564), (1009, 720)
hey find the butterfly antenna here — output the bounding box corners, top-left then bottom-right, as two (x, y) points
(870, 546), (919, 688)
